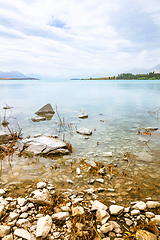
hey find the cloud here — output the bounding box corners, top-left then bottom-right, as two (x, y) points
(0, 0), (160, 78)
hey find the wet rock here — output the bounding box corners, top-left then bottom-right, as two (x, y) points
(0, 189), (5, 196)
(14, 228), (32, 240)
(76, 168), (81, 175)
(85, 160), (97, 168)
(100, 224), (113, 234)
(133, 201), (146, 211)
(145, 212), (155, 218)
(98, 167), (107, 176)
(109, 205), (124, 215)
(35, 103), (55, 115)
(0, 205), (6, 218)
(136, 152), (153, 162)
(108, 221), (122, 234)
(91, 200), (107, 211)
(37, 182), (47, 189)
(125, 218), (133, 226)
(16, 219), (30, 228)
(8, 212), (19, 221)
(31, 115), (46, 122)
(79, 113), (88, 119)
(72, 206), (84, 215)
(0, 226), (10, 238)
(36, 215), (52, 239)
(52, 212), (69, 220)
(136, 229), (157, 240)
(145, 127), (158, 131)
(96, 178), (104, 184)
(76, 128), (92, 136)
(131, 209), (140, 216)
(103, 152), (113, 157)
(146, 201), (160, 209)
(151, 215), (160, 226)
(2, 234), (13, 240)
(96, 210), (110, 225)
(23, 136), (68, 156)
(83, 188), (95, 194)
(0, 130), (9, 144)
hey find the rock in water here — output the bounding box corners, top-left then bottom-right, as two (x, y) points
(31, 115), (46, 122)
(79, 113), (88, 119)
(76, 128), (92, 136)
(36, 215), (52, 238)
(35, 103), (55, 115)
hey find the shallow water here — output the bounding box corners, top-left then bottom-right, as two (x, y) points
(0, 79), (160, 200)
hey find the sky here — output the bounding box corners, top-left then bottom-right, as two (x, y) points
(0, 0), (160, 79)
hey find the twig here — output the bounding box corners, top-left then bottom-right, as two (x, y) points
(55, 104), (67, 132)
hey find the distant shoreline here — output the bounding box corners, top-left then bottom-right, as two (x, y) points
(0, 77), (39, 80)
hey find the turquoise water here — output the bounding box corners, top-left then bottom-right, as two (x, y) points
(0, 79), (160, 194)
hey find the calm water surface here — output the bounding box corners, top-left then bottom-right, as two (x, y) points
(0, 79), (160, 200)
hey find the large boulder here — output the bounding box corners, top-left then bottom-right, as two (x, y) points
(35, 103), (55, 116)
(76, 128), (92, 136)
(22, 136), (69, 155)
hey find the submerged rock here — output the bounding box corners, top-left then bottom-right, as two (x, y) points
(76, 128), (92, 136)
(79, 113), (88, 119)
(35, 103), (55, 115)
(0, 130), (9, 144)
(31, 115), (46, 122)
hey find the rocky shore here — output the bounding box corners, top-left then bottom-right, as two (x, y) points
(0, 180), (159, 240)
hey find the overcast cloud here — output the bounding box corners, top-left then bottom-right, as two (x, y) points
(0, 0), (160, 79)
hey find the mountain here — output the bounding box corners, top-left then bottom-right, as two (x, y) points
(0, 71), (27, 78)
(126, 64), (160, 74)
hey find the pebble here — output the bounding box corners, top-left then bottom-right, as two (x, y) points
(36, 215), (52, 238)
(37, 182), (47, 189)
(146, 201), (160, 208)
(109, 205), (124, 215)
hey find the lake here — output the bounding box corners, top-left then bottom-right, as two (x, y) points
(0, 79), (160, 201)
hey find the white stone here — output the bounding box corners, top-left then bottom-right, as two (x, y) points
(145, 212), (155, 218)
(146, 201), (160, 209)
(0, 189), (5, 196)
(19, 212), (28, 219)
(133, 201), (146, 211)
(36, 215), (52, 239)
(96, 210), (110, 225)
(37, 182), (47, 189)
(14, 228), (32, 240)
(83, 188), (95, 194)
(21, 206), (28, 212)
(136, 229), (157, 240)
(16, 219), (30, 228)
(72, 206), (84, 215)
(109, 205), (124, 215)
(52, 212), (69, 220)
(31, 189), (50, 203)
(91, 200), (107, 211)
(125, 218), (133, 226)
(76, 168), (81, 175)
(0, 225), (10, 238)
(108, 221), (122, 234)
(131, 209), (140, 216)
(151, 215), (160, 226)
(103, 152), (113, 157)
(8, 212), (19, 221)
(100, 224), (113, 234)
(2, 233), (13, 240)
(0, 205), (6, 218)
(76, 128), (92, 136)
(17, 197), (27, 207)
(96, 178), (104, 183)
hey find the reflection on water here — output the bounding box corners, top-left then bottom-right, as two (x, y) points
(0, 79), (160, 200)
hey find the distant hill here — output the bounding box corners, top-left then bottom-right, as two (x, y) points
(0, 71), (27, 78)
(127, 64), (160, 74)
